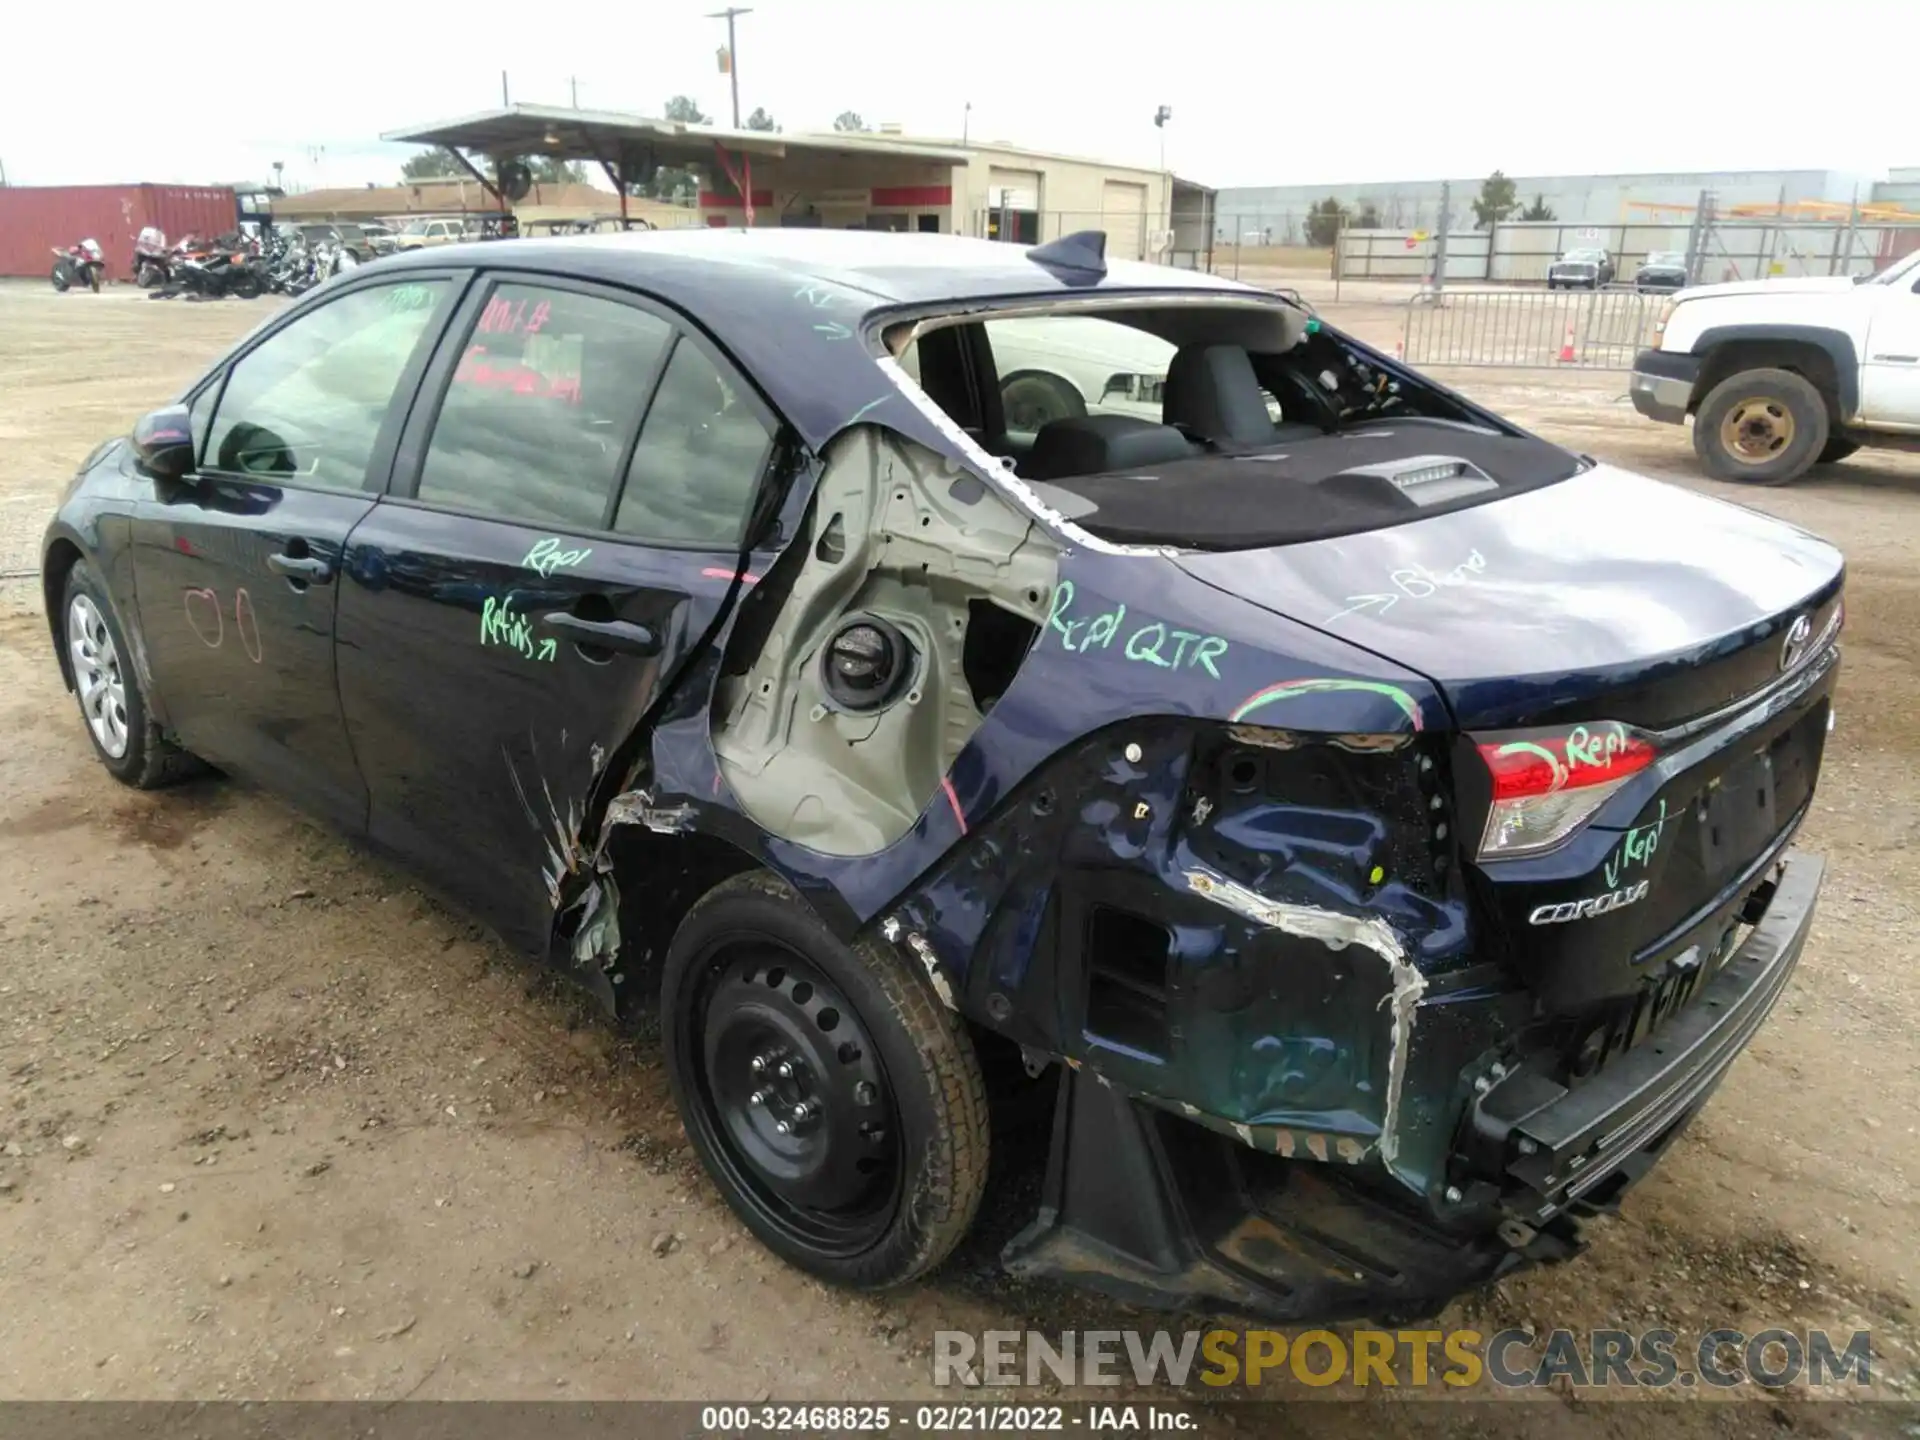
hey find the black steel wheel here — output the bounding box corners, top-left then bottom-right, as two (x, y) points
(662, 872), (989, 1288)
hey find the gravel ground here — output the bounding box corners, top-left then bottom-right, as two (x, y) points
(2, 278), (1918, 1436)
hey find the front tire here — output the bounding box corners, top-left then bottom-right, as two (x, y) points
(61, 561), (201, 788)
(1692, 368), (1830, 485)
(662, 873), (989, 1289)
(51, 260), (71, 292)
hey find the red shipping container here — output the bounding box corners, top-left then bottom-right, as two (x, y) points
(0, 184), (239, 284)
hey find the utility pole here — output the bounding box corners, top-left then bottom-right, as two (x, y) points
(1429, 180), (1451, 303)
(501, 70), (510, 106)
(708, 7), (752, 128)
(962, 101), (971, 146)
(1153, 105), (1172, 265)
(571, 76), (579, 108)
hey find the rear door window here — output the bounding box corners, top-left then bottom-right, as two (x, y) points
(613, 339), (775, 547)
(414, 282), (673, 530)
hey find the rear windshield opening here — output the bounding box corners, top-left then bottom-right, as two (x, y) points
(890, 304), (1583, 551)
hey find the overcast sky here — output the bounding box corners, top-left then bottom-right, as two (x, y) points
(2, 0), (1907, 193)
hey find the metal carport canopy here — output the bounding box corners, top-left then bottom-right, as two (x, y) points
(380, 104), (971, 224)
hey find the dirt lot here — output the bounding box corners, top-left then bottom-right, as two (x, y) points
(2, 281), (1918, 1435)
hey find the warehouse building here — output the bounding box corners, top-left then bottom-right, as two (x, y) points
(1215, 167), (1887, 244)
(381, 105), (1216, 266)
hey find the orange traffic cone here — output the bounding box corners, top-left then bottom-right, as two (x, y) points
(1558, 317), (1576, 363)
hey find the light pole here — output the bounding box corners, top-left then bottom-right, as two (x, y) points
(708, 7), (753, 128)
(1153, 105), (1172, 260)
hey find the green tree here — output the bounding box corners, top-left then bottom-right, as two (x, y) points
(1471, 170), (1519, 229)
(400, 148), (464, 181)
(833, 111), (869, 133)
(650, 168), (699, 203)
(664, 94), (711, 125)
(1304, 196), (1350, 248)
(528, 157), (586, 185)
(1356, 202), (1382, 229)
(1518, 193), (1556, 221)
(745, 107), (779, 132)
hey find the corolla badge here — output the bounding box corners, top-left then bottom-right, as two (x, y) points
(1529, 880), (1650, 926)
(1780, 614), (1813, 673)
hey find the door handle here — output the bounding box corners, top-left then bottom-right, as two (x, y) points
(543, 612), (661, 657)
(269, 552), (332, 584)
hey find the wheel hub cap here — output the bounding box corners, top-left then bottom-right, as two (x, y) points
(1721, 398), (1793, 463)
(67, 593), (130, 759)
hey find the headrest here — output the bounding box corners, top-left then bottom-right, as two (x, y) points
(1162, 344), (1279, 447)
(1024, 414), (1201, 481)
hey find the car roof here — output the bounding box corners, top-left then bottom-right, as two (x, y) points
(370, 229), (1277, 451)
(378, 228), (1256, 305)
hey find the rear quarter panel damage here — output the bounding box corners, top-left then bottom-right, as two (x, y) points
(554, 301), (1494, 1194)
(594, 437), (1484, 1189)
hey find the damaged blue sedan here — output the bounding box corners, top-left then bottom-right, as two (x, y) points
(42, 229), (1841, 1321)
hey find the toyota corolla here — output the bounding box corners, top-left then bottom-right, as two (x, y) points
(42, 228), (1841, 1321)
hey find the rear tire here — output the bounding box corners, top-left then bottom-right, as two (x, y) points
(661, 872), (989, 1289)
(60, 561), (203, 789)
(1816, 437), (1860, 465)
(1000, 372), (1086, 433)
(1692, 368), (1829, 486)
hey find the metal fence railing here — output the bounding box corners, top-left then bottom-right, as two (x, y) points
(1340, 219), (1920, 285)
(1400, 286), (1669, 370)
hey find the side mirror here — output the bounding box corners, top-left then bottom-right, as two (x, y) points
(131, 406), (197, 483)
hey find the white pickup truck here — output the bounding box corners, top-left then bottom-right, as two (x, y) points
(1630, 247), (1920, 484)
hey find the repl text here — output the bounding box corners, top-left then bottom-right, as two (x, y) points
(1047, 581), (1228, 678)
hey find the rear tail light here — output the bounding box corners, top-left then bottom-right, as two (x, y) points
(1476, 722), (1657, 859)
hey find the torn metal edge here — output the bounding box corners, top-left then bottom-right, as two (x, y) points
(871, 355), (1179, 561)
(604, 788), (697, 835)
(1182, 865), (1426, 1173)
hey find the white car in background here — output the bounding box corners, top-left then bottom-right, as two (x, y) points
(980, 315), (1176, 431)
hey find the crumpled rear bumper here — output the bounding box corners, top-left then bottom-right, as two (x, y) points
(1468, 851), (1820, 1227)
(1001, 852), (1821, 1323)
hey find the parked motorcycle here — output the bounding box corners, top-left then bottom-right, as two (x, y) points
(133, 226), (172, 288)
(173, 236), (265, 300)
(51, 238), (106, 293)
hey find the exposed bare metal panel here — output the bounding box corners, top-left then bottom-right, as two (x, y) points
(713, 427), (1058, 856)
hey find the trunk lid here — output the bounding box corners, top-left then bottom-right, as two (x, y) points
(1174, 462), (1843, 1017)
(1172, 463), (1842, 734)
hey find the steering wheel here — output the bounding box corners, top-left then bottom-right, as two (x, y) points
(217, 418), (318, 477)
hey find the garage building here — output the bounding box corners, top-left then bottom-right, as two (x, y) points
(381, 105), (1214, 266)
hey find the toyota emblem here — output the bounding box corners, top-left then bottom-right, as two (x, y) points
(1780, 614), (1813, 672)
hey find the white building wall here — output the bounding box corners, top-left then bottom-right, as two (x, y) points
(957, 145), (1173, 260)
(1216, 169), (1876, 242)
